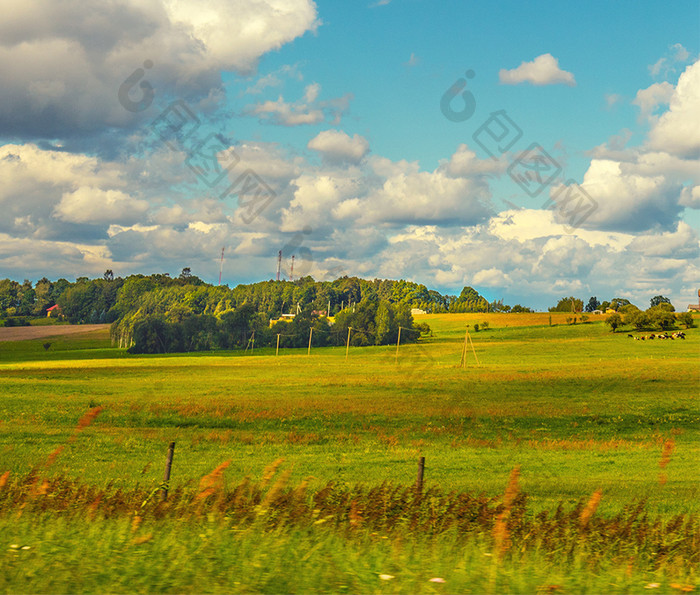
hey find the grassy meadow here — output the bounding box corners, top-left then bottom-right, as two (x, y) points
(0, 313), (698, 593)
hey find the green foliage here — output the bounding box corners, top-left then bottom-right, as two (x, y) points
(605, 312), (622, 332)
(650, 295), (672, 308)
(449, 286), (489, 313)
(649, 308), (676, 331)
(609, 297), (634, 311)
(629, 310), (652, 331)
(677, 312), (695, 329)
(585, 296), (600, 312)
(549, 296), (583, 313)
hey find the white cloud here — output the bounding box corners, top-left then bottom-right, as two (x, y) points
(0, 0), (319, 139)
(647, 60), (700, 158)
(443, 144), (506, 177)
(649, 43), (693, 79)
(499, 53), (575, 86)
(680, 185), (700, 209)
(55, 188), (149, 225)
(245, 84), (352, 126)
(308, 130), (370, 164)
(563, 159), (683, 232)
(626, 222), (699, 258)
(472, 268), (511, 286)
(633, 82), (674, 120)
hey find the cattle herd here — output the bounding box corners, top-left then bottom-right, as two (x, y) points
(627, 331), (686, 341)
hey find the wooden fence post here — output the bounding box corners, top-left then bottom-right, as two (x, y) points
(276, 333), (280, 356)
(308, 327), (313, 356)
(416, 456), (425, 491)
(162, 441), (175, 501)
(395, 326), (402, 364)
(345, 327), (352, 361)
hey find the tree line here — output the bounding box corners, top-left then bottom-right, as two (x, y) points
(0, 270), (513, 325)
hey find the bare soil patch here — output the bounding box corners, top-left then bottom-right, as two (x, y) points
(0, 324), (110, 342)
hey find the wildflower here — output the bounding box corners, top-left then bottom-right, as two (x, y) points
(9, 544), (19, 549)
(379, 574), (395, 580)
(644, 585), (661, 589)
(429, 578), (446, 583)
(20, 546), (30, 550)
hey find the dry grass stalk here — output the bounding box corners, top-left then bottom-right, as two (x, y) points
(259, 467), (293, 510)
(493, 466), (520, 558)
(349, 499), (363, 529)
(659, 438), (675, 485)
(196, 460), (231, 500)
(261, 458), (286, 487)
(0, 471), (9, 489)
(28, 407), (104, 496)
(580, 489), (602, 528)
(73, 406), (103, 435)
(659, 438), (675, 468)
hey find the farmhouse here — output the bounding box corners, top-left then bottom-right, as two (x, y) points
(46, 304), (62, 318)
(687, 289), (700, 312)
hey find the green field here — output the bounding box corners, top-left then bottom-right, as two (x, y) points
(0, 315), (698, 593)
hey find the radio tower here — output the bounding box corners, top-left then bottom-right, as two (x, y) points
(276, 250), (282, 281)
(218, 247), (225, 285)
(290, 255), (295, 282)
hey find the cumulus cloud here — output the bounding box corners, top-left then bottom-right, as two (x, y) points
(0, 143), (132, 239)
(499, 53), (576, 86)
(55, 188), (149, 225)
(308, 130), (369, 164)
(633, 82), (674, 120)
(679, 185), (700, 209)
(560, 159), (683, 232)
(647, 60), (700, 158)
(626, 222), (699, 258)
(0, 0), (319, 140)
(443, 144), (507, 177)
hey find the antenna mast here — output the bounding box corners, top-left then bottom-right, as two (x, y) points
(276, 250), (282, 281)
(218, 247), (225, 285)
(290, 255), (295, 282)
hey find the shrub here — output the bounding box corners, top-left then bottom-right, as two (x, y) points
(605, 313), (622, 332)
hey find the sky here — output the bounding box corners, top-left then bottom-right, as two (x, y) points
(0, 0), (699, 310)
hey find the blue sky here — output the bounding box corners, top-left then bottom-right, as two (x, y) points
(0, 0), (698, 309)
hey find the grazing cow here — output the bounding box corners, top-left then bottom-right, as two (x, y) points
(628, 334), (634, 338)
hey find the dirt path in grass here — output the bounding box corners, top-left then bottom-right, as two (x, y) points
(0, 324), (110, 342)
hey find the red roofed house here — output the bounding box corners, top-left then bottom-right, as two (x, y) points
(46, 304), (62, 318)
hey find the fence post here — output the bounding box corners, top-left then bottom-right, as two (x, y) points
(276, 333), (280, 356)
(345, 327), (352, 361)
(395, 326), (402, 364)
(416, 456), (425, 491)
(308, 327), (313, 356)
(162, 442), (175, 501)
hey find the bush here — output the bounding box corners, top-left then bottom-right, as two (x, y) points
(605, 313), (622, 332)
(677, 312), (695, 329)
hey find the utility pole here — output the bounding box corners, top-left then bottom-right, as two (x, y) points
(345, 327), (352, 361)
(308, 327), (313, 355)
(276, 250), (281, 281)
(290, 255), (295, 282)
(395, 326), (402, 364)
(218, 247), (225, 286)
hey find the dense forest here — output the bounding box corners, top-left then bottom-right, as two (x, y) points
(0, 271), (503, 353)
